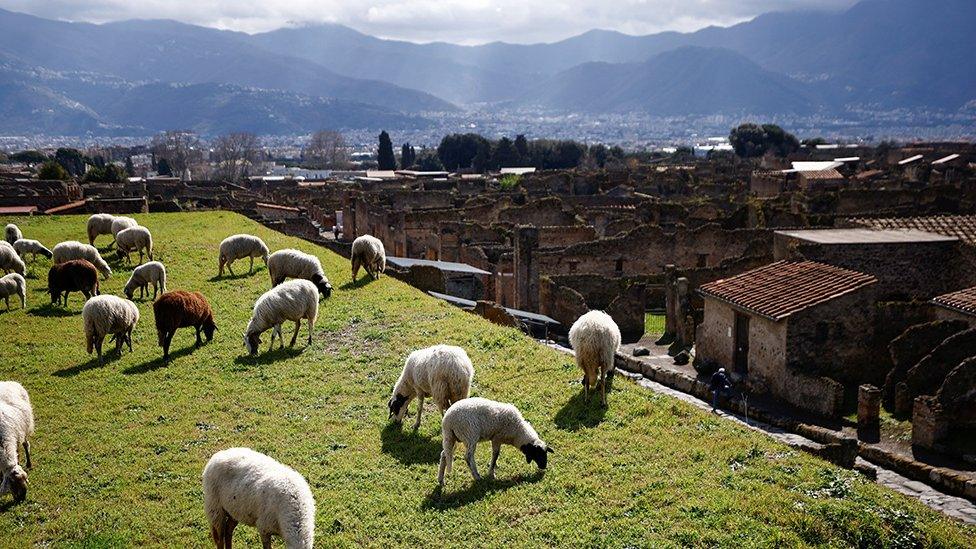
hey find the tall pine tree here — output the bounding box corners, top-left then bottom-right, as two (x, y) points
(377, 131), (396, 170)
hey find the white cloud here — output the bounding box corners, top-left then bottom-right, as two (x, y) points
(0, 0), (858, 44)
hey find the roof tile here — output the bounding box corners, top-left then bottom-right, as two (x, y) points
(932, 286), (976, 317)
(848, 215), (976, 246)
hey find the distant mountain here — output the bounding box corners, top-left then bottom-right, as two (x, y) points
(514, 47), (822, 115)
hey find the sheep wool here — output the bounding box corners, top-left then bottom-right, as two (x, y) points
(351, 234), (386, 280)
(0, 245), (25, 276)
(86, 213), (116, 246)
(244, 279), (318, 355)
(53, 241), (112, 279)
(203, 448), (315, 549)
(569, 310), (622, 407)
(115, 226), (153, 264)
(0, 273), (26, 310)
(48, 259), (100, 307)
(124, 261), (166, 300)
(4, 224), (22, 245)
(218, 234), (269, 276)
(389, 344), (474, 430)
(153, 290), (216, 361)
(13, 239), (53, 262)
(0, 381), (33, 502)
(110, 216), (138, 238)
(438, 397), (551, 486)
(82, 295), (139, 363)
(267, 249), (332, 297)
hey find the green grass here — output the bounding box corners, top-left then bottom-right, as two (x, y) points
(0, 211), (972, 547)
(645, 313), (666, 337)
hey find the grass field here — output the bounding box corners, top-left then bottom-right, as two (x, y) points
(644, 313), (666, 338)
(0, 211), (972, 547)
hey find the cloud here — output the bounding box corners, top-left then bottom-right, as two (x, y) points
(0, 0), (858, 44)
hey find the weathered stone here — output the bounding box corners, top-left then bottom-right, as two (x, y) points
(606, 282), (646, 343)
(673, 350), (690, 365)
(884, 320), (968, 410)
(899, 329), (976, 415)
(857, 384), (882, 442)
(473, 300), (520, 329)
(632, 346), (650, 357)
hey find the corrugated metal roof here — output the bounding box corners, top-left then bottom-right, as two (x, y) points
(699, 261), (877, 321)
(932, 286), (976, 317)
(387, 257), (490, 275)
(776, 228), (957, 244)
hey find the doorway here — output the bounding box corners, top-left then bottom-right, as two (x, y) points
(733, 312), (750, 375)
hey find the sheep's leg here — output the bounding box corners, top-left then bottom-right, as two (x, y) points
(195, 326), (203, 346)
(95, 338), (104, 364)
(488, 440), (502, 478)
(164, 331), (174, 360)
(63, 292), (70, 307)
(126, 330), (133, 353)
(306, 317), (313, 345)
(465, 444), (481, 481)
(248, 256), (254, 274)
(289, 321), (300, 347)
(438, 437), (455, 486)
(4, 296), (8, 310)
(260, 532), (272, 549)
(227, 261), (235, 276)
(412, 395), (424, 430)
(223, 516), (237, 549)
(22, 440), (30, 469)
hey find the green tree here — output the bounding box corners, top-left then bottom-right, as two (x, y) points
(55, 148), (88, 176)
(492, 137), (519, 169)
(124, 156), (135, 177)
(415, 148), (443, 171)
(472, 140), (492, 173)
(514, 134), (529, 162)
(437, 133), (489, 171)
(83, 164), (127, 183)
(38, 160), (70, 180)
(729, 123), (799, 158)
(377, 131), (396, 170)
(10, 150), (48, 165)
(157, 158), (173, 176)
(400, 143), (416, 169)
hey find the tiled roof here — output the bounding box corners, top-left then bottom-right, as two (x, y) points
(699, 260), (877, 321)
(847, 215), (976, 246)
(801, 168), (845, 180)
(932, 286), (976, 317)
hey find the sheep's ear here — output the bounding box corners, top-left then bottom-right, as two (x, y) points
(546, 446), (554, 454)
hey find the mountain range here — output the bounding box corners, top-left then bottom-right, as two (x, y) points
(0, 0), (972, 136)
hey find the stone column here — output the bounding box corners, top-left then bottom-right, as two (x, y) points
(857, 384), (881, 442)
(657, 265), (678, 346)
(514, 226), (539, 311)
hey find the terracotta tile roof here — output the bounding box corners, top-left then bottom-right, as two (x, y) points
(847, 215), (976, 246)
(699, 260), (877, 321)
(801, 168), (845, 180)
(44, 200), (87, 214)
(932, 286), (976, 317)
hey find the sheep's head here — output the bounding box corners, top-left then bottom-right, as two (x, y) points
(520, 442), (553, 470)
(203, 321), (217, 342)
(312, 274), (332, 299)
(0, 466), (28, 502)
(123, 285), (134, 300)
(243, 331), (260, 355)
(49, 289), (60, 304)
(388, 393), (410, 422)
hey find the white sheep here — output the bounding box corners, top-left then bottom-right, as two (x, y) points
(0, 244), (26, 276)
(110, 216), (138, 239)
(87, 213), (116, 246)
(388, 344), (474, 430)
(267, 249), (332, 298)
(203, 447), (315, 549)
(53, 241), (112, 279)
(437, 397), (551, 486)
(115, 226), (153, 265)
(4, 224), (22, 245)
(351, 235), (386, 280)
(13, 239), (53, 262)
(244, 279), (318, 355)
(218, 234), (269, 277)
(0, 381), (34, 502)
(568, 310), (622, 407)
(82, 295), (139, 363)
(0, 273), (26, 310)
(124, 261), (166, 300)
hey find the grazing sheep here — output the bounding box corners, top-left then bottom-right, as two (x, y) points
(351, 235), (385, 281)
(115, 226), (153, 264)
(0, 244), (25, 276)
(124, 261), (166, 300)
(110, 216), (138, 239)
(244, 279), (318, 355)
(0, 273), (26, 310)
(203, 448), (315, 549)
(0, 381), (33, 502)
(267, 249), (332, 298)
(388, 344), (474, 430)
(48, 259), (100, 307)
(82, 295), (139, 363)
(218, 234), (269, 277)
(437, 397), (552, 486)
(87, 213), (116, 246)
(53, 241), (112, 280)
(4, 224), (22, 245)
(153, 290), (216, 361)
(13, 239), (53, 262)
(569, 310), (622, 407)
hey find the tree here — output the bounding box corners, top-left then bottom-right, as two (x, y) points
(37, 160), (69, 181)
(124, 156), (135, 177)
(55, 148), (88, 177)
(377, 131), (396, 170)
(729, 123), (799, 158)
(472, 139), (492, 173)
(514, 134), (529, 162)
(151, 130), (202, 180)
(415, 148), (443, 171)
(9, 150), (48, 165)
(492, 137), (519, 169)
(304, 130), (349, 169)
(156, 158), (173, 176)
(213, 132), (261, 182)
(400, 143), (416, 169)
(437, 133), (489, 171)
(83, 164), (127, 183)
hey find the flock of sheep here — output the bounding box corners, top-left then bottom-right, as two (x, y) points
(0, 214), (622, 548)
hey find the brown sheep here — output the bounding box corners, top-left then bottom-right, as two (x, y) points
(153, 291), (217, 361)
(48, 259), (100, 307)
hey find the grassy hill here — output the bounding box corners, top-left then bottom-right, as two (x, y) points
(0, 211), (971, 547)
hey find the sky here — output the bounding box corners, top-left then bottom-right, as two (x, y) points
(0, 0), (859, 44)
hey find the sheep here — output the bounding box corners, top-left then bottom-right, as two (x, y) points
(244, 279), (318, 355)
(0, 244), (25, 276)
(437, 397), (552, 486)
(4, 224), (22, 245)
(351, 235), (386, 281)
(110, 216), (138, 239)
(0, 381), (34, 502)
(267, 249), (332, 298)
(0, 274), (26, 310)
(13, 239), (53, 262)
(568, 310), (622, 407)
(218, 234), (269, 277)
(388, 344), (474, 430)
(153, 290), (216, 361)
(48, 259), (100, 307)
(124, 261), (166, 300)
(87, 213), (116, 246)
(53, 241), (112, 280)
(203, 448), (315, 549)
(82, 295), (139, 364)
(115, 226), (153, 265)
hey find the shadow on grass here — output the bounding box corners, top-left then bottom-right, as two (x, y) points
(208, 269), (265, 283)
(553, 387), (608, 431)
(0, 499), (23, 512)
(233, 346), (306, 366)
(53, 354), (119, 378)
(380, 422), (442, 465)
(28, 303), (78, 318)
(422, 470), (545, 510)
(123, 344), (200, 375)
(339, 277), (374, 291)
